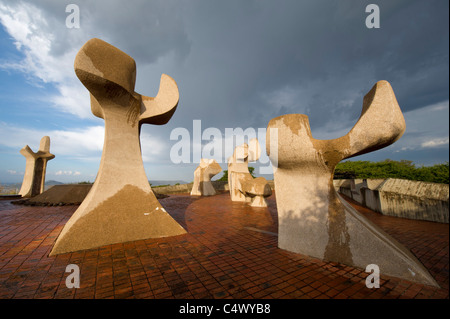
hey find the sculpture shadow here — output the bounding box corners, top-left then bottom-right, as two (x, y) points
(275, 190), (344, 263)
(159, 195), (202, 233)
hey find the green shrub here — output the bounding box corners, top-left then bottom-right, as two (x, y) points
(334, 160), (449, 184)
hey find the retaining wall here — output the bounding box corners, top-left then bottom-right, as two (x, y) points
(337, 178), (449, 223)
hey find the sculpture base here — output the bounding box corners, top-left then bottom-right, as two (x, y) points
(191, 181), (217, 196)
(250, 195), (268, 207)
(277, 189), (439, 287)
(50, 184), (186, 255)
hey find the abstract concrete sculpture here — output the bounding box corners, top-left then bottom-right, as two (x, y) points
(50, 38), (186, 255)
(266, 80), (438, 286)
(227, 138), (272, 207)
(190, 159), (222, 196)
(19, 136), (55, 198)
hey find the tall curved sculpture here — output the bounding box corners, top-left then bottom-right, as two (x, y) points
(19, 136), (55, 198)
(50, 38), (186, 255)
(266, 80), (438, 287)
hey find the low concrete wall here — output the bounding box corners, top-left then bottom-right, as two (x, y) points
(152, 183), (193, 194)
(337, 178), (449, 223)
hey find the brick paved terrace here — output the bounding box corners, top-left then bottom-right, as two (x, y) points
(0, 192), (448, 301)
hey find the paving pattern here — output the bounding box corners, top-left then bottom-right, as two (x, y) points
(0, 192), (448, 299)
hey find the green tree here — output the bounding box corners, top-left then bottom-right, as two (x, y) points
(334, 160), (448, 184)
(218, 170), (228, 181)
(248, 167), (256, 178)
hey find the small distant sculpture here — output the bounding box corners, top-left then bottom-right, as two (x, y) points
(227, 138), (272, 207)
(190, 159), (222, 196)
(19, 136), (55, 198)
(50, 38), (186, 255)
(266, 80), (438, 287)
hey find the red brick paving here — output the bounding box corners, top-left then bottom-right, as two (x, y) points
(0, 192), (448, 299)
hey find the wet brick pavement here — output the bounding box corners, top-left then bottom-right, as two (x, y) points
(0, 192), (448, 299)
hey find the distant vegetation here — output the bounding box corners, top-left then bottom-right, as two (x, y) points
(217, 171), (228, 181)
(151, 184), (171, 188)
(0, 183), (19, 195)
(150, 183), (181, 188)
(149, 180), (186, 187)
(45, 180), (64, 186)
(334, 160), (449, 184)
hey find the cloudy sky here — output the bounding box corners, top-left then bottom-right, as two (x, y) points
(0, 0), (448, 184)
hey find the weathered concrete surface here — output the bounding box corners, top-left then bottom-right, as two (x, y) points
(190, 159), (222, 196)
(242, 176), (273, 207)
(339, 178), (449, 223)
(228, 138), (272, 207)
(332, 179), (350, 192)
(50, 38), (185, 256)
(266, 80), (438, 287)
(19, 136), (55, 198)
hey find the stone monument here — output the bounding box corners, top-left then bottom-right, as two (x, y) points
(19, 136), (55, 198)
(50, 38), (186, 255)
(228, 138), (272, 207)
(190, 158), (222, 196)
(266, 80), (438, 286)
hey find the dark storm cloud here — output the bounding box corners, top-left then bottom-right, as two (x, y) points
(152, 0), (449, 138)
(31, 0), (448, 134)
(8, 0), (447, 177)
(127, 0), (448, 170)
(32, 0), (192, 64)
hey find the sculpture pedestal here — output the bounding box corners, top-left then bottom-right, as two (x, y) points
(274, 167), (437, 286)
(50, 184), (185, 255)
(50, 109), (185, 255)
